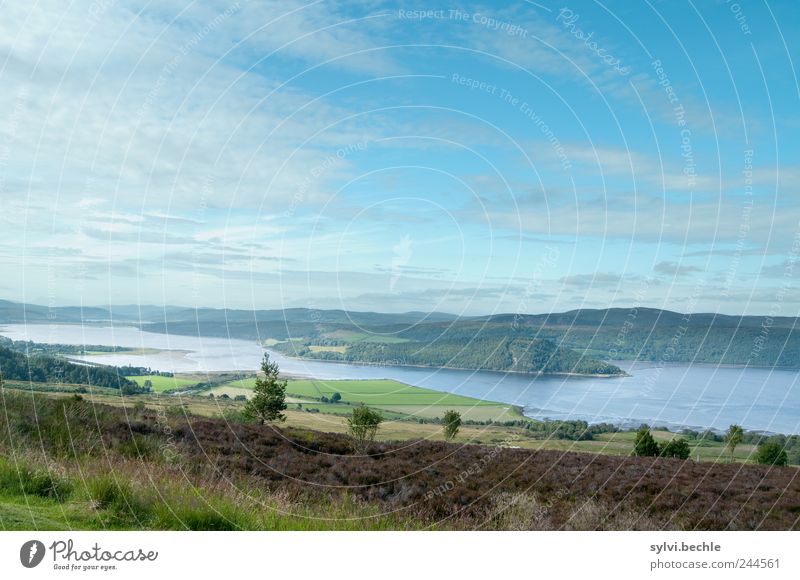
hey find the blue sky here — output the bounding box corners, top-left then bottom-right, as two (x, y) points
(1, 1), (798, 316)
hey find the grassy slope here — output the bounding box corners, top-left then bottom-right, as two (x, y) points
(0, 379), (764, 463)
(125, 375), (200, 392)
(209, 377), (523, 421)
(22, 388), (761, 463)
(2, 391), (797, 531)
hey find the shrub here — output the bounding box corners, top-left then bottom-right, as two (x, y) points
(755, 441), (788, 466)
(0, 460), (72, 502)
(442, 410), (461, 441)
(221, 408), (257, 423)
(632, 427), (660, 457)
(118, 434), (158, 460)
(660, 438), (691, 459)
(346, 405), (383, 454)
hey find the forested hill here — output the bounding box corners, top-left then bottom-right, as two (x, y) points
(274, 337), (624, 376)
(0, 346), (138, 390)
(2, 300), (799, 368)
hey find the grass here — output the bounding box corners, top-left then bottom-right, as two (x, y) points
(1, 389), (797, 531)
(308, 345), (347, 354)
(0, 458), (416, 531)
(208, 377), (522, 421)
(322, 330), (411, 344)
(0, 382), (768, 465)
(125, 375), (200, 392)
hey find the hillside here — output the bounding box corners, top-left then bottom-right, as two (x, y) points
(2, 300), (799, 368)
(0, 345), (138, 391)
(276, 336), (624, 376)
(1, 391), (797, 531)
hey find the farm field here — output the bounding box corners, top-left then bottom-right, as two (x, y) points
(308, 345), (346, 353)
(210, 377), (522, 421)
(322, 329), (410, 343)
(125, 374), (200, 392)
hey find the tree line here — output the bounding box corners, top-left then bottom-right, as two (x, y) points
(277, 337), (624, 376)
(0, 346), (143, 392)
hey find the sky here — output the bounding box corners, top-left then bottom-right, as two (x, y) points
(0, 0), (799, 317)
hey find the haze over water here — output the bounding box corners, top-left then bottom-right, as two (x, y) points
(2, 323), (798, 434)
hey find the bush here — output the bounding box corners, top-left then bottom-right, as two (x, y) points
(118, 434), (158, 460)
(221, 408), (257, 423)
(442, 410), (461, 441)
(755, 441), (788, 466)
(165, 405), (187, 418)
(87, 475), (154, 525)
(89, 475), (135, 511)
(346, 406), (383, 454)
(632, 427), (660, 457)
(0, 460), (72, 502)
(660, 438), (691, 459)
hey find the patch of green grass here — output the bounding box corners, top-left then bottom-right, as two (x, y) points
(210, 378), (517, 422)
(323, 330), (410, 344)
(125, 375), (199, 392)
(285, 379), (498, 406)
(0, 458), (73, 502)
(0, 454), (422, 531)
(308, 345), (347, 354)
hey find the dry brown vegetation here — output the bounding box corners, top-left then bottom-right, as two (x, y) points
(2, 390), (799, 530)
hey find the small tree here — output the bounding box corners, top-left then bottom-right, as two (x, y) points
(243, 354), (287, 424)
(724, 424), (744, 463)
(632, 427), (660, 457)
(347, 405), (383, 454)
(143, 379), (153, 389)
(755, 441), (788, 467)
(660, 438), (691, 459)
(442, 409), (461, 441)
(330, 392), (342, 403)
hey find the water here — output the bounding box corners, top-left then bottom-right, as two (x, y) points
(2, 323), (799, 434)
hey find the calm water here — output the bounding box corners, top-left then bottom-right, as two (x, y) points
(3, 323), (799, 434)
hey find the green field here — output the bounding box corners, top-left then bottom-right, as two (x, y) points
(209, 377), (522, 421)
(126, 375), (199, 392)
(308, 345), (347, 354)
(322, 330), (410, 344)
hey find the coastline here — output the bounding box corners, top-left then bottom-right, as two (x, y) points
(269, 350), (629, 378)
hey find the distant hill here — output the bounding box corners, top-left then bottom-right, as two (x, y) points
(1, 300), (798, 368)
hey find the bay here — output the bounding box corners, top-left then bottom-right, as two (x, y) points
(2, 323), (798, 434)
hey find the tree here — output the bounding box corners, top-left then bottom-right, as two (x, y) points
(346, 405), (383, 453)
(755, 441), (788, 467)
(632, 427), (660, 457)
(442, 409), (461, 441)
(330, 392), (342, 403)
(660, 438), (691, 459)
(724, 424), (744, 463)
(243, 354), (287, 424)
(143, 379), (153, 389)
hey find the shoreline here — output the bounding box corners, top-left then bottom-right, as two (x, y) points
(271, 351), (629, 379)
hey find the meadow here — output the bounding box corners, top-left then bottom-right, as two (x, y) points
(209, 377), (523, 421)
(126, 374), (202, 392)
